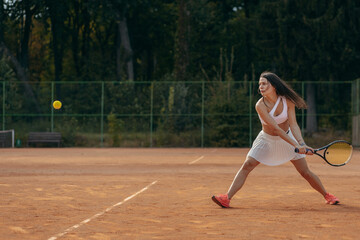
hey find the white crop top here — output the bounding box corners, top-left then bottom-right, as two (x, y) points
(259, 96), (288, 125)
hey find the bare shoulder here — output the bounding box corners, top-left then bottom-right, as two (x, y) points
(255, 98), (264, 107)
(286, 98), (295, 108)
(255, 98), (266, 111)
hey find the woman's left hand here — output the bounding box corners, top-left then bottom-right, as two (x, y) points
(303, 145), (314, 155)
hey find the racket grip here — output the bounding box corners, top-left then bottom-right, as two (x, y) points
(295, 148), (312, 153)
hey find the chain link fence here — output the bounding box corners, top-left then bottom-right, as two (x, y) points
(0, 80), (357, 147)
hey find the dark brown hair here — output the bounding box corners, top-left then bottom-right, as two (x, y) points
(260, 72), (307, 109)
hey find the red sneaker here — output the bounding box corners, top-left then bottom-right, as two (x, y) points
(212, 194), (230, 208)
(324, 193), (340, 205)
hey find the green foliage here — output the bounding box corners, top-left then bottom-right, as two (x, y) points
(206, 81), (250, 147)
(0, 0), (359, 146)
(55, 117), (80, 147)
(0, 56), (17, 81)
(0, 56), (24, 111)
(2, 0), (359, 83)
(107, 113), (124, 147)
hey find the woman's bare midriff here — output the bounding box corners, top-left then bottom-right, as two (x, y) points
(262, 120), (289, 136)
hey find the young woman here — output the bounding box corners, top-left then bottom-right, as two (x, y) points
(212, 72), (339, 208)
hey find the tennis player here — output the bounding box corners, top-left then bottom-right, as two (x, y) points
(212, 72), (339, 208)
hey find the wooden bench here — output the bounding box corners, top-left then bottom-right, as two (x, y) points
(27, 132), (62, 147)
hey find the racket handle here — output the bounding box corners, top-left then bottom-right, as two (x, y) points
(295, 148), (312, 153)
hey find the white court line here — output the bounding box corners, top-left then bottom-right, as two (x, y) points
(48, 181), (158, 240)
(188, 156), (204, 165)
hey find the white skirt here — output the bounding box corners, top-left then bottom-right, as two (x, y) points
(247, 129), (305, 166)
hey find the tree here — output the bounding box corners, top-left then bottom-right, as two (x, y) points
(174, 0), (190, 82)
(275, 0), (360, 133)
(103, 0), (135, 81)
(275, 0), (322, 133)
(18, 0), (39, 70)
(0, 0), (4, 43)
(45, 0), (68, 91)
(0, 0), (41, 113)
(128, 0), (177, 81)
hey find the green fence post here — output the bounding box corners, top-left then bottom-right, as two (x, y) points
(249, 81), (252, 147)
(2, 81), (5, 130)
(201, 81), (205, 147)
(352, 79), (360, 147)
(51, 81), (54, 132)
(100, 82), (104, 147)
(150, 82), (154, 147)
(301, 82), (305, 135)
(356, 78), (360, 115)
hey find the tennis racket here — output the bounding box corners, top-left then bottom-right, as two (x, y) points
(295, 140), (353, 167)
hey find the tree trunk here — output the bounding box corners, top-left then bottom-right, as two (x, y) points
(50, 22), (63, 83)
(71, 0), (80, 76)
(47, 0), (64, 97)
(19, 0), (32, 70)
(116, 22), (123, 81)
(174, 0), (190, 82)
(116, 16), (134, 81)
(243, 0), (252, 81)
(81, 4), (90, 78)
(0, 0), (4, 42)
(306, 83), (317, 133)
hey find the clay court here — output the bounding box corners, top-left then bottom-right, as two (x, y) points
(0, 148), (359, 240)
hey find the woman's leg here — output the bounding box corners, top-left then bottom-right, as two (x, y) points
(290, 158), (327, 196)
(227, 157), (260, 199)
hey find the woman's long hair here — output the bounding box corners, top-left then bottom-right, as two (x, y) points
(260, 72), (307, 109)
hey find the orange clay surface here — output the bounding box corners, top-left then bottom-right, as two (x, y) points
(0, 148), (359, 240)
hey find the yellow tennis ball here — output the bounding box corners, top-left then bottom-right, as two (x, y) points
(53, 100), (62, 109)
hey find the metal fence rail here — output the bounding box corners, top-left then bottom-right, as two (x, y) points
(0, 80), (357, 147)
(352, 79), (360, 146)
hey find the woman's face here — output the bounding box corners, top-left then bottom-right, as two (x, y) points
(259, 77), (275, 96)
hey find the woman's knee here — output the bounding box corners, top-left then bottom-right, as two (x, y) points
(292, 158), (311, 177)
(242, 158), (259, 171)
